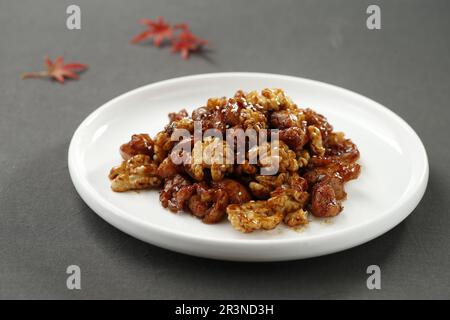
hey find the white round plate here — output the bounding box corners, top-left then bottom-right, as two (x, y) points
(68, 73), (428, 261)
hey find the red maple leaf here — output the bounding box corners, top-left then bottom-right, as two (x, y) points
(131, 16), (173, 47)
(171, 26), (208, 59)
(22, 56), (87, 84)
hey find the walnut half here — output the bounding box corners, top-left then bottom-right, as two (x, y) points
(227, 201), (284, 233)
(109, 154), (162, 192)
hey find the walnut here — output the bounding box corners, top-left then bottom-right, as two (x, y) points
(305, 161), (361, 183)
(206, 97), (228, 109)
(184, 137), (234, 181)
(263, 173), (309, 227)
(234, 160), (257, 175)
(109, 154), (162, 192)
(296, 150), (310, 168)
(166, 117), (194, 134)
(304, 108), (333, 137)
(249, 173), (288, 198)
(211, 179), (251, 204)
(153, 131), (175, 163)
(184, 163), (205, 181)
(165, 109), (194, 135)
(157, 157), (180, 179)
(202, 189), (229, 224)
(278, 141), (300, 172)
(284, 209), (309, 227)
(279, 127), (308, 151)
(168, 109), (189, 123)
(324, 132), (360, 162)
(192, 106), (209, 121)
(191, 106), (226, 132)
(244, 88), (295, 112)
(188, 194), (209, 218)
(184, 162), (205, 181)
(211, 163), (233, 181)
(270, 109), (305, 129)
(160, 174), (194, 212)
(268, 187), (309, 214)
(227, 201), (283, 233)
(119, 134), (154, 160)
(252, 141), (299, 174)
(326, 131), (346, 146)
(239, 107), (268, 131)
(186, 183), (231, 224)
(310, 180), (342, 217)
(307, 125), (325, 156)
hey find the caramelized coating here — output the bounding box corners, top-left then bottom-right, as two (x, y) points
(304, 108), (333, 138)
(310, 181), (342, 217)
(120, 134), (154, 160)
(157, 157), (181, 179)
(186, 180), (250, 224)
(266, 173), (309, 223)
(160, 174), (194, 212)
(153, 131), (174, 163)
(109, 89), (361, 232)
(234, 160), (258, 176)
(245, 88), (295, 111)
(211, 179), (252, 204)
(166, 118), (194, 135)
(268, 188), (308, 214)
(239, 107), (268, 131)
(202, 189), (229, 224)
(279, 141), (301, 172)
(304, 161), (361, 184)
(284, 209), (309, 227)
(227, 201), (284, 233)
(109, 154), (162, 192)
(249, 173), (288, 198)
(168, 109), (189, 123)
(188, 194), (209, 218)
(192, 99), (227, 133)
(270, 109), (305, 129)
(307, 125), (325, 156)
(183, 137), (234, 181)
(279, 127), (309, 151)
(254, 141), (299, 173)
(296, 150), (310, 168)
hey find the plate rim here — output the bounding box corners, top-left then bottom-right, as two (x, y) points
(68, 72), (429, 259)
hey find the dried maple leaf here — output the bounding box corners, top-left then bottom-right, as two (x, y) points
(131, 16), (173, 46)
(22, 56), (87, 84)
(171, 26), (208, 59)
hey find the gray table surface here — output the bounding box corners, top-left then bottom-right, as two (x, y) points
(1, 0), (449, 299)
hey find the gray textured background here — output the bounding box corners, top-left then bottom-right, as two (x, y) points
(1, 0), (449, 299)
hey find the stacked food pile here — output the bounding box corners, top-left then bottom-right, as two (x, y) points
(109, 89), (360, 233)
